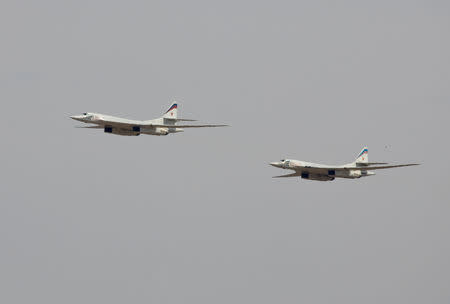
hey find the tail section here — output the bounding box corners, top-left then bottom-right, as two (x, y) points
(162, 103), (178, 120)
(355, 147), (369, 164)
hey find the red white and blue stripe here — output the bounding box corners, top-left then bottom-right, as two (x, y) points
(357, 148), (368, 158)
(165, 103), (177, 113)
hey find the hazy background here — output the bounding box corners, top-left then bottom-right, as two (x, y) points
(1, 1), (449, 303)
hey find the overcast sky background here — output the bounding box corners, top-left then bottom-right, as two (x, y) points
(1, 1), (449, 303)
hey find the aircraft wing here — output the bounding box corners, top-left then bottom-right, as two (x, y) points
(294, 163), (419, 174)
(273, 172), (302, 178)
(299, 164), (419, 172)
(75, 126), (103, 129)
(83, 120), (139, 128)
(150, 124), (229, 128)
(77, 120), (228, 129)
(339, 164), (420, 171)
(81, 118), (228, 127)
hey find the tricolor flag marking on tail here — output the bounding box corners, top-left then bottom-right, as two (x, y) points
(357, 148), (368, 158)
(163, 103), (178, 119)
(165, 103), (177, 113)
(355, 147), (369, 163)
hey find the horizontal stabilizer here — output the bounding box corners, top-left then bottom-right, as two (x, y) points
(356, 162), (389, 166)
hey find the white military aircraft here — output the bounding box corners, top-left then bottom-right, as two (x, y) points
(270, 147), (419, 181)
(70, 103), (227, 136)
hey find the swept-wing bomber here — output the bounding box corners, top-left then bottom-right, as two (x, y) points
(270, 147), (419, 181)
(70, 103), (227, 136)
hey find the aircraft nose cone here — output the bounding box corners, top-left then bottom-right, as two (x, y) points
(70, 115), (84, 121)
(270, 162), (280, 167)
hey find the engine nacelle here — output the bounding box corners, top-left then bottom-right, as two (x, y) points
(348, 170), (362, 178)
(139, 127), (170, 136)
(301, 172), (335, 181)
(104, 126), (139, 136)
(154, 127), (169, 135)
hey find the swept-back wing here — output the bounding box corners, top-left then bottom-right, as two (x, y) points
(150, 124), (229, 128)
(83, 120), (141, 128)
(273, 172), (302, 178)
(340, 163), (420, 171)
(77, 121), (228, 130)
(294, 163), (419, 174)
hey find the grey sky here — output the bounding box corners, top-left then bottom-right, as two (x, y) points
(1, 1), (449, 303)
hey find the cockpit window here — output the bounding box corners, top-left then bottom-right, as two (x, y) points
(83, 113), (87, 115)
(280, 159), (285, 162)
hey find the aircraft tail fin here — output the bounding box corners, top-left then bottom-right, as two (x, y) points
(162, 103), (178, 120)
(355, 147), (369, 164)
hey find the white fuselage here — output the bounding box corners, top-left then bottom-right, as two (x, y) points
(70, 113), (184, 136)
(270, 159), (376, 180)
(270, 147), (417, 182)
